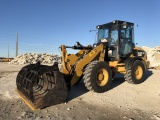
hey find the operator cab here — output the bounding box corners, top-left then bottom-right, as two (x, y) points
(96, 20), (135, 60)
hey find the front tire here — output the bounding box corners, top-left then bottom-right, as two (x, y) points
(125, 60), (146, 84)
(83, 61), (112, 93)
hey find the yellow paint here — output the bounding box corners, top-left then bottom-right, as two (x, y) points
(71, 44), (105, 86)
(109, 61), (118, 67)
(135, 66), (143, 80)
(117, 66), (126, 73)
(96, 68), (109, 86)
(16, 90), (39, 111)
(66, 54), (79, 65)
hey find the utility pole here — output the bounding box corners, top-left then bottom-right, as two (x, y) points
(8, 43), (9, 58)
(16, 32), (18, 57)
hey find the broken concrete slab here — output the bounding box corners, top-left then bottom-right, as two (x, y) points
(9, 53), (61, 65)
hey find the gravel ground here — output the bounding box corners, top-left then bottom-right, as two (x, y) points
(0, 62), (160, 120)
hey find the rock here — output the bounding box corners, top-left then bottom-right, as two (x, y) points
(56, 114), (59, 117)
(152, 114), (160, 120)
(9, 53), (61, 65)
(20, 111), (35, 119)
(129, 118), (134, 120)
(123, 116), (127, 118)
(142, 46), (160, 69)
(118, 105), (121, 108)
(71, 106), (75, 108)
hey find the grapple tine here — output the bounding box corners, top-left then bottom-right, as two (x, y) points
(16, 63), (68, 110)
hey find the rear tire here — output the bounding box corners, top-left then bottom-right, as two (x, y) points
(125, 60), (146, 84)
(83, 61), (112, 93)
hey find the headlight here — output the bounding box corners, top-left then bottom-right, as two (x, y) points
(97, 26), (100, 29)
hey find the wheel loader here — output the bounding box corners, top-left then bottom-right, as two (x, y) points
(16, 20), (150, 110)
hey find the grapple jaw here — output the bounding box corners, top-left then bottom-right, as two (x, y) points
(16, 63), (68, 110)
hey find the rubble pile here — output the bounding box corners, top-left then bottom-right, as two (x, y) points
(142, 46), (160, 69)
(9, 53), (61, 65)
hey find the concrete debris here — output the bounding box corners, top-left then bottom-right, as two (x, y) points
(142, 46), (160, 69)
(9, 53), (61, 65)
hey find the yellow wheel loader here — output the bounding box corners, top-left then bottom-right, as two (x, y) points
(16, 20), (150, 110)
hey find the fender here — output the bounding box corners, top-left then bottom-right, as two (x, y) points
(125, 57), (143, 70)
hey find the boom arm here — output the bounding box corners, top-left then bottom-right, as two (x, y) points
(60, 43), (106, 86)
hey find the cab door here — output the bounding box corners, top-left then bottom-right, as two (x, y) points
(120, 25), (134, 58)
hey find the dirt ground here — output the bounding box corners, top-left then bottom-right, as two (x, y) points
(0, 62), (160, 120)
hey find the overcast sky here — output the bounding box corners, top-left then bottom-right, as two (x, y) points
(0, 0), (159, 57)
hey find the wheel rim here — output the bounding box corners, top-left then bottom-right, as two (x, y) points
(134, 66), (143, 80)
(96, 68), (109, 86)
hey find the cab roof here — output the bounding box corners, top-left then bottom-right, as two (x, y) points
(97, 20), (134, 29)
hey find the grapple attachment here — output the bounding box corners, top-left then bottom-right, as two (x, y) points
(16, 63), (68, 110)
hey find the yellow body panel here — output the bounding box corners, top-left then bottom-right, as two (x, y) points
(65, 54), (79, 65)
(109, 61), (118, 67)
(71, 44), (105, 86)
(109, 61), (126, 74)
(117, 66), (126, 74)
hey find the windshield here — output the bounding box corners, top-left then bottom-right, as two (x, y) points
(98, 28), (109, 40)
(97, 25), (118, 46)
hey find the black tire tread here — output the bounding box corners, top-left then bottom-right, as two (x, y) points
(124, 60), (146, 84)
(83, 60), (112, 93)
(124, 69), (133, 83)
